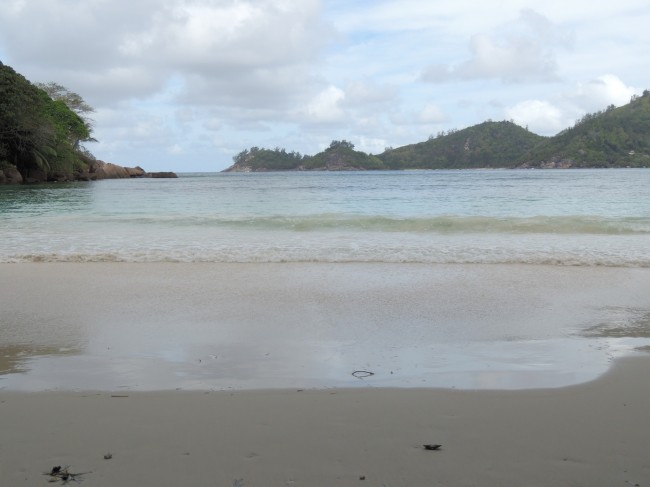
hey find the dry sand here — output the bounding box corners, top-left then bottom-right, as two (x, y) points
(1, 356), (649, 486)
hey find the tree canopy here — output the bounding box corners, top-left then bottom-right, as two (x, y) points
(35, 81), (96, 148)
(0, 62), (95, 178)
(226, 140), (386, 171)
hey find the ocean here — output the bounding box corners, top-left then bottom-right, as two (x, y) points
(1, 169), (650, 391)
(1, 168), (650, 265)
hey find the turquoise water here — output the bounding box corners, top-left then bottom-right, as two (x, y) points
(1, 169), (650, 265)
(2, 168), (650, 391)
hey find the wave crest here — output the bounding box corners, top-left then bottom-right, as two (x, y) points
(111, 214), (650, 235)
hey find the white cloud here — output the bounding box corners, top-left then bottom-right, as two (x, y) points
(418, 104), (447, 124)
(303, 85), (346, 123)
(0, 0), (331, 110)
(505, 100), (565, 135)
(344, 80), (397, 107)
(422, 9), (572, 84)
(167, 144), (185, 155)
(571, 75), (638, 112)
(357, 137), (387, 155)
(503, 74), (639, 135)
(1, 1), (649, 170)
(121, 1), (328, 70)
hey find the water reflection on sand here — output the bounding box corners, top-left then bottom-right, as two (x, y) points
(0, 345), (80, 376)
(2, 263), (650, 391)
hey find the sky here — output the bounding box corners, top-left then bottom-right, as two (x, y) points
(1, 1), (648, 172)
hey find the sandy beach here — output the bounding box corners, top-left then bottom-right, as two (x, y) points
(2, 263), (650, 391)
(0, 356), (649, 486)
(1, 263), (650, 485)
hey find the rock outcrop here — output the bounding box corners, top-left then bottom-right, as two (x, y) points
(84, 160), (145, 179)
(1, 160), (177, 184)
(0, 166), (24, 184)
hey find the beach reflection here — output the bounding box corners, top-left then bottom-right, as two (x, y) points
(0, 344), (80, 377)
(2, 332), (649, 392)
(2, 263), (650, 392)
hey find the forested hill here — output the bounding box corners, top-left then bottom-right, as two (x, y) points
(0, 61), (94, 182)
(1, 62), (175, 183)
(518, 92), (650, 168)
(226, 92), (650, 171)
(225, 140), (386, 172)
(378, 121), (545, 169)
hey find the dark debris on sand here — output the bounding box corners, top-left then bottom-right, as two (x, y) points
(45, 465), (90, 484)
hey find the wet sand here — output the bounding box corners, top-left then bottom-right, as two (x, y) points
(2, 263), (650, 390)
(1, 263), (650, 485)
(1, 356), (649, 486)
(0, 263), (650, 391)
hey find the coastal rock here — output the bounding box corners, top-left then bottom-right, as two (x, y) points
(48, 171), (74, 182)
(224, 164), (253, 173)
(518, 158), (575, 169)
(92, 161), (132, 179)
(0, 166), (23, 184)
(87, 161), (177, 179)
(127, 166), (146, 178)
(2, 158), (175, 183)
(26, 168), (48, 182)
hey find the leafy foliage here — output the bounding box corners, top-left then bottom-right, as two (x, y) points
(35, 81), (96, 148)
(0, 62), (95, 179)
(232, 147), (308, 171)
(304, 140), (386, 170)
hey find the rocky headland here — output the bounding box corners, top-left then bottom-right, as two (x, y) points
(0, 159), (177, 184)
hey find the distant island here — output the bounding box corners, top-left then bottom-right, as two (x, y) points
(225, 91), (650, 172)
(0, 62), (176, 184)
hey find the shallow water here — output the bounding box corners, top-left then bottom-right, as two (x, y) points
(2, 169), (650, 265)
(1, 263), (649, 391)
(2, 169), (650, 391)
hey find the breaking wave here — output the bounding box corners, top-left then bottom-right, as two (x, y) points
(89, 214), (650, 235)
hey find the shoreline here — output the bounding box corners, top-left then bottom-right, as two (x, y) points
(1, 355), (649, 486)
(2, 262), (650, 392)
(2, 262), (650, 484)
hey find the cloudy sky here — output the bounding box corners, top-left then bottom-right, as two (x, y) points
(1, 1), (648, 171)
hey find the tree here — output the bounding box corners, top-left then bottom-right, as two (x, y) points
(36, 81), (96, 148)
(328, 140), (355, 150)
(35, 82), (94, 119)
(1, 63), (56, 172)
(1, 62), (95, 177)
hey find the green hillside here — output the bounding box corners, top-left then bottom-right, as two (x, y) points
(227, 91), (650, 171)
(519, 91), (650, 168)
(378, 121), (546, 169)
(229, 146), (308, 171)
(302, 140), (386, 170)
(225, 140), (386, 171)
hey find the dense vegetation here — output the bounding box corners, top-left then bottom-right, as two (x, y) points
(303, 140), (386, 170)
(227, 91), (650, 171)
(378, 121), (545, 169)
(231, 147), (309, 171)
(228, 140), (386, 171)
(0, 62), (95, 181)
(519, 91), (650, 168)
